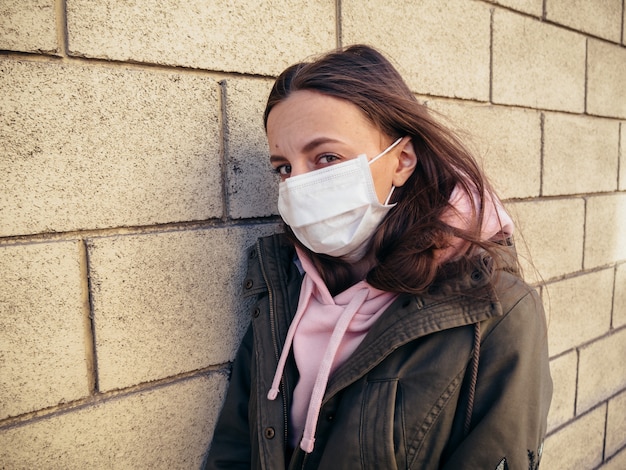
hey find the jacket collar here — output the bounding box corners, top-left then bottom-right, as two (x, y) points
(325, 289), (501, 399)
(253, 233), (508, 399)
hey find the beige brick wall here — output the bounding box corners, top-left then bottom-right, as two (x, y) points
(66, 0), (336, 75)
(0, 375), (229, 468)
(1, 0), (624, 468)
(541, 405), (606, 469)
(606, 390), (626, 460)
(547, 351), (577, 431)
(1, 59), (223, 236)
(588, 39), (626, 118)
(544, 270), (614, 357)
(492, 9), (586, 112)
(0, 0), (58, 54)
(508, 198), (585, 282)
(87, 227), (272, 392)
(0, 241), (90, 420)
(342, 0), (492, 100)
(425, 100), (543, 199)
(542, 113), (619, 196)
(619, 121), (626, 190)
(223, 78), (278, 219)
(615, 263), (626, 328)
(546, 0), (623, 42)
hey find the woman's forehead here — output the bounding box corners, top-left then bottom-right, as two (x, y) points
(266, 91), (381, 148)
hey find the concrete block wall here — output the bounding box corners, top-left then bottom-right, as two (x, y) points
(0, 0), (624, 468)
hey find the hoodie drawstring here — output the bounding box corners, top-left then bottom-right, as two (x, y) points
(299, 288), (369, 453)
(267, 282), (370, 453)
(464, 322), (481, 436)
(267, 277), (314, 401)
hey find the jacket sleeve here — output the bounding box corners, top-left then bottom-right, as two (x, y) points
(442, 285), (553, 470)
(203, 325), (254, 470)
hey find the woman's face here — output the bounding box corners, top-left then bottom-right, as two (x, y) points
(266, 90), (415, 204)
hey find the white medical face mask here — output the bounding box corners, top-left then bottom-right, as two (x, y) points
(278, 137), (403, 261)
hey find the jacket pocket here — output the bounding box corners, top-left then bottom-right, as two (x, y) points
(360, 378), (404, 470)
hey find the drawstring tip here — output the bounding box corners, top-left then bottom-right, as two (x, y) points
(300, 437), (315, 453)
(267, 389), (279, 400)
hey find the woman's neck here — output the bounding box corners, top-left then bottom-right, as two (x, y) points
(343, 253), (376, 286)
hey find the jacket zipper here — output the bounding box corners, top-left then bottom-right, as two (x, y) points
(256, 239), (290, 448)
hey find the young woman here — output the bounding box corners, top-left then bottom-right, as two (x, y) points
(204, 45), (552, 470)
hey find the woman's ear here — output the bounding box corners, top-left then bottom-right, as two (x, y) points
(392, 137), (418, 187)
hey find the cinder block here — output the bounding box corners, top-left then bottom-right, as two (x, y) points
(584, 194), (626, 269)
(66, 0), (335, 76)
(543, 113), (619, 196)
(606, 389), (626, 459)
(0, 0), (58, 54)
(0, 59), (221, 237)
(614, 263), (626, 328)
(602, 447), (626, 469)
(507, 198), (585, 283)
(0, 375), (227, 469)
(577, 328), (626, 414)
(547, 352), (577, 432)
(427, 100), (541, 198)
(622, 8), (626, 45)
(0, 241), (89, 420)
(546, 0), (622, 42)
(540, 406), (605, 470)
(341, 0), (491, 100)
(487, 0), (542, 16)
(223, 78), (278, 219)
(492, 10), (586, 112)
(88, 225), (278, 391)
(587, 39), (626, 119)
(544, 269), (613, 357)
(619, 122), (626, 191)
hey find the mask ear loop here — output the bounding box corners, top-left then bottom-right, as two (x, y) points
(368, 137), (404, 165)
(384, 186), (396, 206)
(369, 137), (403, 206)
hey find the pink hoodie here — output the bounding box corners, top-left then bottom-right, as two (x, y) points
(267, 247), (397, 452)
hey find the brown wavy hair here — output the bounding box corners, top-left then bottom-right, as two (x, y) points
(264, 44), (515, 296)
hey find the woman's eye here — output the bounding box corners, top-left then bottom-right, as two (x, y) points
(274, 164), (291, 176)
(318, 154), (340, 165)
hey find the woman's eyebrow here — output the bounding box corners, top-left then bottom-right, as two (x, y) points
(270, 137), (344, 160)
(269, 155), (288, 164)
(301, 137), (342, 153)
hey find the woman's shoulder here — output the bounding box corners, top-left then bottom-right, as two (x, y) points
(483, 269), (547, 348)
(475, 242), (543, 323)
(492, 265), (542, 315)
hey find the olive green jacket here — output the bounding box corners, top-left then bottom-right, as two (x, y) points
(204, 234), (552, 470)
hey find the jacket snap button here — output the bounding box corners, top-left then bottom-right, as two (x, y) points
(264, 427), (275, 439)
(245, 279), (254, 289)
(252, 307), (260, 318)
(326, 413), (334, 421)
